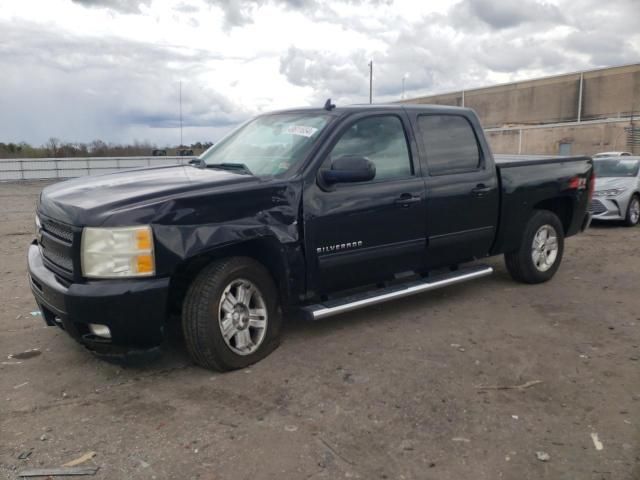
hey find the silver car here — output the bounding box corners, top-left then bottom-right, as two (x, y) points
(593, 151), (632, 159)
(591, 156), (640, 226)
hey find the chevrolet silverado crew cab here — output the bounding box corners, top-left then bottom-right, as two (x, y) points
(28, 103), (594, 371)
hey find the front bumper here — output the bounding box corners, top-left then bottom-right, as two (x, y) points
(27, 242), (170, 353)
(590, 197), (626, 221)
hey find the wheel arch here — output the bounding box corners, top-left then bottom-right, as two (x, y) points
(623, 192), (640, 225)
(533, 196), (574, 234)
(168, 237), (293, 316)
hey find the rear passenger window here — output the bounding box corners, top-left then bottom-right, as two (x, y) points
(329, 115), (412, 181)
(417, 115), (481, 175)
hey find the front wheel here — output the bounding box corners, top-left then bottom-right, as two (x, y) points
(624, 195), (640, 227)
(505, 210), (565, 284)
(182, 257), (282, 371)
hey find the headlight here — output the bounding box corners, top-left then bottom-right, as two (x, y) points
(594, 188), (627, 197)
(35, 214), (42, 240)
(81, 226), (155, 278)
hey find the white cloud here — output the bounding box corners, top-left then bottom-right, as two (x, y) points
(0, 0), (638, 145)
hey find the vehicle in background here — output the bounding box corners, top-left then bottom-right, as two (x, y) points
(152, 149), (167, 156)
(28, 103), (594, 371)
(593, 151), (632, 158)
(177, 148), (195, 156)
(591, 156), (640, 226)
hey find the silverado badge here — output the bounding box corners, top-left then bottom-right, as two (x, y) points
(317, 241), (364, 254)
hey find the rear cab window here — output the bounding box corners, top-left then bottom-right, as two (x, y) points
(416, 115), (482, 176)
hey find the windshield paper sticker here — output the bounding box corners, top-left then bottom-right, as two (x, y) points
(285, 125), (318, 138)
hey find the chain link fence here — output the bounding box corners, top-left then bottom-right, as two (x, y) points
(0, 156), (197, 181)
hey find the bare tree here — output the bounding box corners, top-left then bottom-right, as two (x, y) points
(46, 137), (60, 157)
(89, 139), (108, 156)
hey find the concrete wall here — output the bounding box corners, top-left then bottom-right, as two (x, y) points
(404, 63), (640, 127)
(466, 75), (581, 127)
(486, 121), (632, 156)
(582, 65), (640, 120)
(402, 63), (640, 155)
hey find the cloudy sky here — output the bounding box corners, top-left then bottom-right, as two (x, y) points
(1, 0), (639, 147)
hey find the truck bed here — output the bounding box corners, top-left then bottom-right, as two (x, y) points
(494, 154), (592, 167)
(491, 154), (593, 256)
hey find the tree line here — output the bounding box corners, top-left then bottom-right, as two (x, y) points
(0, 138), (213, 158)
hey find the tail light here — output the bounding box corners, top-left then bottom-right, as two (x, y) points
(568, 172), (595, 201)
(568, 176), (587, 189)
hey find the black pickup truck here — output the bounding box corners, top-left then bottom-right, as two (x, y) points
(28, 104), (594, 371)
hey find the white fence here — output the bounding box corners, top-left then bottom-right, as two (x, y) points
(0, 156), (197, 181)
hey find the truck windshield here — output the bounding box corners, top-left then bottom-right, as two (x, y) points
(593, 159), (640, 178)
(200, 113), (331, 177)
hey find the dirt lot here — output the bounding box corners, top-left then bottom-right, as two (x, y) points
(1, 181), (639, 480)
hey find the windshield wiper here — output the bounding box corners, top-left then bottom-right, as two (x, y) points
(204, 163), (253, 175)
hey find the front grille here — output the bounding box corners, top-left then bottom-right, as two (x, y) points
(590, 199), (607, 215)
(39, 217), (76, 277)
(41, 218), (74, 243)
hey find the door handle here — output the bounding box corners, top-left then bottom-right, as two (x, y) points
(394, 194), (422, 207)
(471, 184), (492, 197)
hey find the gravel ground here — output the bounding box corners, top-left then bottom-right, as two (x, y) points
(1, 180), (639, 480)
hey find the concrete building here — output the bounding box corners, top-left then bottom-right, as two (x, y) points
(400, 63), (640, 156)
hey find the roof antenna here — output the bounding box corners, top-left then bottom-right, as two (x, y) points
(324, 98), (336, 111)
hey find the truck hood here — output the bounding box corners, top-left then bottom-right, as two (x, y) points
(38, 165), (257, 226)
(594, 176), (636, 191)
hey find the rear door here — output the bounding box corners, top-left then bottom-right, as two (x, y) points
(303, 112), (427, 293)
(412, 113), (499, 267)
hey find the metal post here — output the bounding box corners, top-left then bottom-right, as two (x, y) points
(368, 60), (373, 104)
(179, 81), (183, 147)
(577, 72), (584, 123)
(462, 89), (465, 107)
(630, 110), (636, 155)
(518, 129), (523, 154)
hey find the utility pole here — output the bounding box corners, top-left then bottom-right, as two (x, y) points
(401, 73), (409, 100)
(577, 72), (583, 123)
(368, 60), (373, 104)
(179, 81), (183, 147)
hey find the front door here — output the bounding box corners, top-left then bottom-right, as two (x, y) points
(304, 113), (427, 294)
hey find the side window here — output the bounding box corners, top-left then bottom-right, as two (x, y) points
(417, 115), (481, 175)
(329, 115), (412, 181)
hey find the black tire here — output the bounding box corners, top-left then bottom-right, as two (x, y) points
(182, 257), (282, 371)
(504, 210), (565, 284)
(624, 194), (640, 227)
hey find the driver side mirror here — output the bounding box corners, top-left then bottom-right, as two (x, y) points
(321, 155), (376, 184)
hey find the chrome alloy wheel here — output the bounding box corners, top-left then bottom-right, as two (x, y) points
(531, 224), (559, 272)
(218, 279), (268, 356)
(630, 198), (640, 224)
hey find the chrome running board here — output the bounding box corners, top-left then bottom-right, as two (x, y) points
(301, 265), (493, 321)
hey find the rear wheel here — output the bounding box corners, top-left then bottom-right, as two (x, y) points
(182, 257), (282, 371)
(505, 210), (564, 284)
(624, 195), (640, 227)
